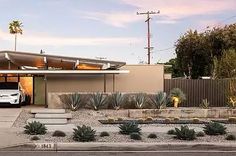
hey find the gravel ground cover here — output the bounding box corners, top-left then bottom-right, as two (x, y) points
(16, 131), (235, 143)
(13, 108), (236, 143)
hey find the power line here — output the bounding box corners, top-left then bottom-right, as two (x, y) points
(137, 11), (160, 64)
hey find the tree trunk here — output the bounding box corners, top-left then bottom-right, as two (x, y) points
(14, 34), (17, 51)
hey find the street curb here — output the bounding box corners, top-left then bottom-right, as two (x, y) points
(2, 142), (236, 151)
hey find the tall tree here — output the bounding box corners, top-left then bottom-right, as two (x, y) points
(164, 58), (184, 78)
(9, 20), (23, 51)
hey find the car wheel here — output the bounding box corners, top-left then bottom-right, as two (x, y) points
(16, 96), (22, 108)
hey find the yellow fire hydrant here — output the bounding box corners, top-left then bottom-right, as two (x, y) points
(172, 96), (180, 108)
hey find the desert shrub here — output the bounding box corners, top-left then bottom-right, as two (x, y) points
(60, 93), (83, 111)
(149, 91), (167, 109)
(173, 117), (180, 121)
(30, 136), (40, 141)
(117, 117), (123, 121)
(52, 130), (66, 137)
(225, 134), (236, 140)
(130, 132), (142, 140)
(100, 131), (110, 137)
(110, 92), (125, 110)
(228, 117), (236, 123)
(203, 122), (227, 135)
(107, 117), (115, 123)
(119, 121), (141, 135)
(199, 99), (210, 109)
(196, 131), (205, 137)
(134, 93), (148, 109)
(174, 125), (196, 140)
(145, 117), (153, 121)
(164, 118), (171, 123)
(192, 118), (200, 123)
(148, 133), (157, 139)
(24, 121), (47, 135)
(169, 88), (186, 106)
(89, 93), (107, 110)
(167, 129), (176, 135)
(73, 125), (96, 142)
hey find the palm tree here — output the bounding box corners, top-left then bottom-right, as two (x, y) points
(9, 20), (23, 51)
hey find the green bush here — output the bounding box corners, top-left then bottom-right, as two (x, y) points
(119, 121), (141, 135)
(174, 125), (196, 140)
(30, 136), (40, 141)
(167, 129), (176, 135)
(203, 122), (227, 135)
(24, 121), (47, 135)
(196, 131), (205, 137)
(90, 93), (107, 110)
(225, 134), (236, 141)
(134, 93), (148, 109)
(100, 131), (110, 137)
(110, 92), (125, 110)
(148, 133), (157, 139)
(130, 132), (142, 140)
(149, 91), (167, 109)
(169, 88), (186, 103)
(73, 125), (96, 142)
(52, 130), (66, 137)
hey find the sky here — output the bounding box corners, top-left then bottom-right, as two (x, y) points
(0, 0), (236, 64)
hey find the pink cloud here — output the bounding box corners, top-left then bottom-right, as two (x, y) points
(82, 0), (236, 27)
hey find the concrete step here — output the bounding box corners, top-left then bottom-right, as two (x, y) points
(31, 109), (65, 114)
(27, 118), (67, 125)
(46, 124), (76, 132)
(35, 113), (72, 119)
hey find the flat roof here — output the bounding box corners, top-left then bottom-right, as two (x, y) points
(0, 70), (129, 75)
(0, 50), (126, 70)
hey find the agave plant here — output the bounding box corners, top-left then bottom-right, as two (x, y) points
(169, 88), (186, 108)
(90, 92), (107, 110)
(24, 121), (47, 135)
(203, 122), (227, 135)
(134, 93), (148, 109)
(174, 125), (196, 140)
(149, 91), (167, 109)
(73, 125), (96, 142)
(119, 121), (141, 135)
(110, 92), (125, 110)
(61, 93), (83, 111)
(199, 98), (210, 109)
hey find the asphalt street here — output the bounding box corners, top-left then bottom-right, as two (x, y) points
(0, 151), (236, 156)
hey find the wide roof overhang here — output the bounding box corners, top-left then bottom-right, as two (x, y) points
(0, 50), (126, 70)
(0, 70), (129, 75)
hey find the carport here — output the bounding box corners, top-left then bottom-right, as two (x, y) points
(0, 50), (129, 107)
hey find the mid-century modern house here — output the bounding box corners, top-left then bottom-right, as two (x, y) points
(0, 50), (164, 108)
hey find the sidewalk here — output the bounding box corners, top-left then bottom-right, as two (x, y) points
(0, 128), (29, 149)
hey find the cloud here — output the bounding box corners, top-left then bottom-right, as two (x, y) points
(0, 29), (142, 46)
(82, 0), (236, 27)
(82, 12), (143, 28)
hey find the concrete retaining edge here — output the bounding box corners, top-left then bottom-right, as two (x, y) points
(2, 142), (236, 151)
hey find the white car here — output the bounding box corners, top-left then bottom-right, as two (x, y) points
(0, 82), (26, 107)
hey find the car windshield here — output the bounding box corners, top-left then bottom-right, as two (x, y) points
(0, 82), (18, 90)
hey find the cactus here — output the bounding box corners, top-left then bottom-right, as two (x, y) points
(174, 125), (196, 140)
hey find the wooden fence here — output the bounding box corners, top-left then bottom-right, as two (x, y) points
(164, 79), (230, 107)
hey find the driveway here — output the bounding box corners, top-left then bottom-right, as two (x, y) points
(0, 108), (22, 128)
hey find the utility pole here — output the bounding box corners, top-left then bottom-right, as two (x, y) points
(137, 11), (160, 64)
